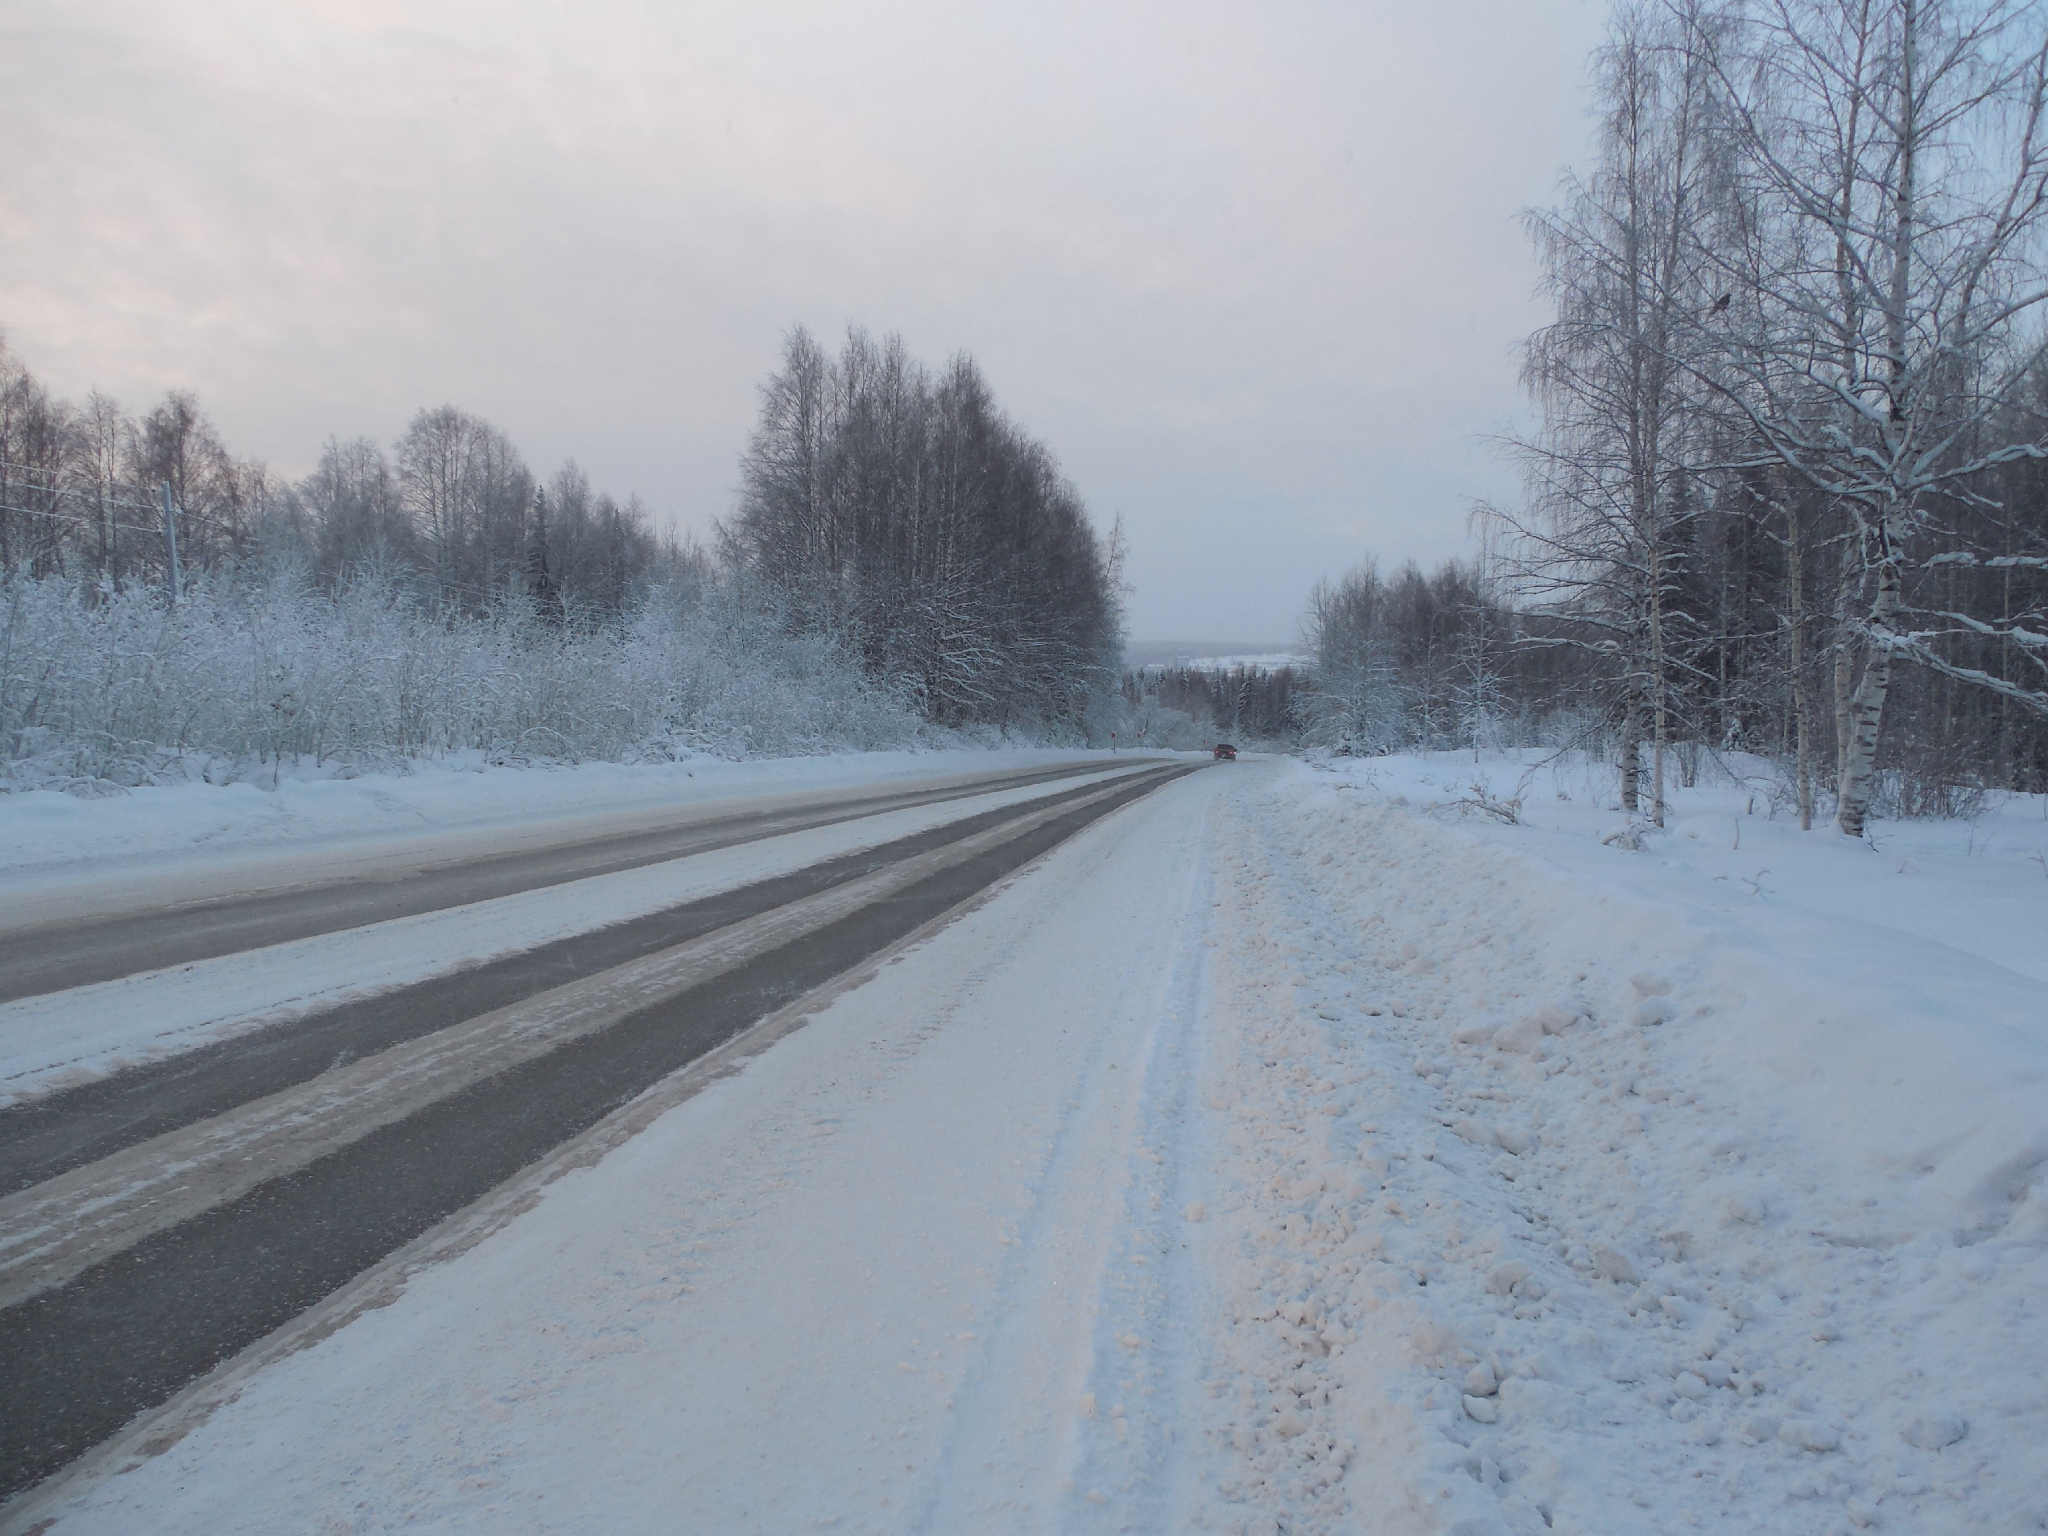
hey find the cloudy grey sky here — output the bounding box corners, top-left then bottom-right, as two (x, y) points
(1, 0), (1604, 640)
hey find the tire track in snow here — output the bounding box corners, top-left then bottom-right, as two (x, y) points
(0, 763), (1158, 1170)
(903, 770), (1225, 1534)
(1053, 782), (1220, 1530)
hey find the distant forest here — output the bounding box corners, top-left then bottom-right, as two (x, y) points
(0, 335), (681, 615)
(1119, 556), (1579, 761)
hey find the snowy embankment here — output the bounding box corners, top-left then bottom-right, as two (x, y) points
(1193, 754), (2047, 1532)
(17, 754), (2045, 1534)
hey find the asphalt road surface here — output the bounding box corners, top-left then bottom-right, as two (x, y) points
(0, 756), (1128, 1006)
(0, 758), (1194, 1503)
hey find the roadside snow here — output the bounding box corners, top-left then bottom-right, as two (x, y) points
(1190, 755), (2047, 1532)
(17, 753), (2046, 1533)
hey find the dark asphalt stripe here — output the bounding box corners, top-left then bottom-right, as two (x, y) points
(0, 766), (1184, 1196)
(0, 758), (1150, 1005)
(0, 764), (1192, 1500)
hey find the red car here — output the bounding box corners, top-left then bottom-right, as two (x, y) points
(1212, 742), (1238, 761)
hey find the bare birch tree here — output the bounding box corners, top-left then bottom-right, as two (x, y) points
(1694, 0), (2048, 834)
(1501, 4), (1722, 822)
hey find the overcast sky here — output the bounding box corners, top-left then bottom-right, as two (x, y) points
(1, 0), (1605, 640)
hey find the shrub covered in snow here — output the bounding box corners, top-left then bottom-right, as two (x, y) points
(0, 569), (939, 790)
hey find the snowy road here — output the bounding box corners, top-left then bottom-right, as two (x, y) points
(4, 753), (2043, 1533)
(0, 756), (1131, 1005)
(0, 758), (1192, 1504)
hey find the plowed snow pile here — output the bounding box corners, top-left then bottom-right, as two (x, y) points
(1191, 756), (2046, 1533)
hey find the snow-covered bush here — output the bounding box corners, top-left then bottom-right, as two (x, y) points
(0, 569), (932, 790)
(1116, 697), (1211, 751)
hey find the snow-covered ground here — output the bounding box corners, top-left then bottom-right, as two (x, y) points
(15, 752), (2046, 1533)
(1188, 752), (2048, 1532)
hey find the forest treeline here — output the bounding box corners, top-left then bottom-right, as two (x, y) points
(1128, 664), (1305, 745)
(725, 327), (1121, 735)
(1494, 0), (2048, 833)
(0, 335), (674, 618)
(1117, 556), (1580, 758)
(0, 327), (1122, 785)
(1139, 1), (2047, 828)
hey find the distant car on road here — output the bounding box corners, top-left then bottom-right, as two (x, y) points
(1212, 743), (1238, 761)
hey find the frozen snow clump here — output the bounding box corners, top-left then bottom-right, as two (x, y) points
(1777, 1417), (1842, 1453)
(1901, 1411), (1969, 1450)
(1492, 1015), (1544, 1053)
(1590, 1243), (1642, 1285)
(1606, 1354), (1652, 1384)
(1721, 1191), (1768, 1226)
(1410, 1316), (1459, 1358)
(1485, 1262), (1531, 1296)
(1492, 1122), (1537, 1156)
(1630, 996), (1680, 1027)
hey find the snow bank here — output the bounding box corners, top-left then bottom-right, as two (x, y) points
(1189, 755), (2047, 1532)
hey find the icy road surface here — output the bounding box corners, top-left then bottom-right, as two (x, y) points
(12, 756), (2046, 1534)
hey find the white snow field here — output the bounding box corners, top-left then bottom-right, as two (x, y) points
(15, 752), (2048, 1533)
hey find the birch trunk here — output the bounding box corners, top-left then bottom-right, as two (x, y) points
(1649, 543), (1669, 827)
(1837, 1), (1916, 839)
(1835, 535), (1902, 836)
(1785, 491), (1814, 831)
(1833, 556), (1857, 785)
(1619, 695), (1643, 814)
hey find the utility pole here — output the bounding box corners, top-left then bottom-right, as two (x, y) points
(160, 481), (181, 605)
